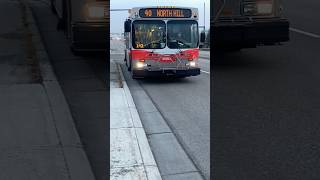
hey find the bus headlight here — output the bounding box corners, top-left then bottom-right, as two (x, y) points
(88, 6), (104, 18)
(187, 61), (197, 67)
(189, 61), (196, 67)
(136, 61), (145, 68)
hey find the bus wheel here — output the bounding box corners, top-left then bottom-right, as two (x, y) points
(130, 61), (138, 79)
(127, 59), (132, 71)
(131, 71), (137, 79)
(70, 46), (81, 56)
(177, 76), (186, 79)
(57, 19), (65, 31)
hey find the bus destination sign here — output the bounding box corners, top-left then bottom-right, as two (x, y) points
(139, 8), (192, 18)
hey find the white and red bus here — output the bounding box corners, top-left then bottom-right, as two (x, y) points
(124, 7), (201, 78)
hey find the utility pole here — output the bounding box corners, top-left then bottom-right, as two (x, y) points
(203, 2), (207, 47)
(204, 2), (206, 32)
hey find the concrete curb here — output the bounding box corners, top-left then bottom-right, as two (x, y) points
(25, 2), (95, 180)
(115, 63), (162, 180)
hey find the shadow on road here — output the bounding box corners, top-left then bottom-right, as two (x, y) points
(138, 76), (195, 85)
(212, 49), (280, 71)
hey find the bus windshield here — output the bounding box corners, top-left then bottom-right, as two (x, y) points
(132, 20), (166, 49)
(167, 20), (198, 49)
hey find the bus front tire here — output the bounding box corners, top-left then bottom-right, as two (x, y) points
(70, 46), (82, 56)
(131, 71), (137, 79)
(130, 62), (137, 79)
(57, 19), (65, 31)
(127, 60), (132, 71)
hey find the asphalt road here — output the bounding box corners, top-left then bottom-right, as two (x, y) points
(111, 40), (210, 179)
(213, 0), (320, 179)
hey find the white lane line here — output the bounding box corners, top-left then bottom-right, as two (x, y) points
(199, 56), (210, 59)
(290, 28), (320, 38)
(201, 70), (210, 74)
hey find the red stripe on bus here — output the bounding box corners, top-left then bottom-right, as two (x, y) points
(130, 49), (199, 62)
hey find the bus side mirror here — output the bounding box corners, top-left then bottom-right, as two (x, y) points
(124, 20), (131, 32)
(200, 32), (206, 43)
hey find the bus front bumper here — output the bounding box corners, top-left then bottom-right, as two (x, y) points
(71, 22), (108, 51)
(132, 68), (201, 78)
(213, 18), (290, 48)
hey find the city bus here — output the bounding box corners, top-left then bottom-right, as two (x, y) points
(124, 7), (201, 78)
(212, 0), (289, 50)
(51, 0), (109, 52)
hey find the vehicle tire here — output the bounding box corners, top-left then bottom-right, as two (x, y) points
(130, 61), (137, 79)
(131, 71), (137, 79)
(70, 46), (81, 56)
(50, 0), (57, 14)
(58, 0), (69, 34)
(127, 58), (132, 71)
(56, 0), (67, 31)
(177, 76), (186, 79)
(57, 19), (65, 30)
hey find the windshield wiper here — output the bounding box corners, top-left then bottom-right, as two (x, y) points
(175, 40), (190, 48)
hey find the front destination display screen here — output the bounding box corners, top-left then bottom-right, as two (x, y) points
(139, 8), (192, 18)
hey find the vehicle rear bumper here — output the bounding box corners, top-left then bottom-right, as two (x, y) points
(213, 18), (290, 48)
(71, 22), (108, 51)
(133, 68), (201, 78)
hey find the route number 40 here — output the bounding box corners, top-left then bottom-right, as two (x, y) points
(144, 10), (152, 17)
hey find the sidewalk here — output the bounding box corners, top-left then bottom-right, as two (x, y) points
(110, 60), (162, 180)
(0, 1), (94, 179)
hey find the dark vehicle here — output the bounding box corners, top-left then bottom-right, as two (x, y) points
(213, 0), (289, 50)
(51, 0), (109, 51)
